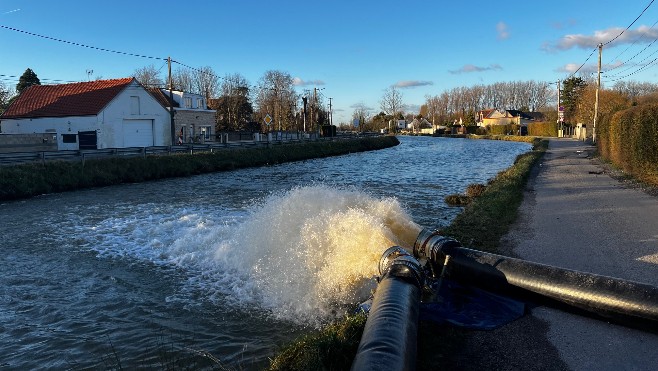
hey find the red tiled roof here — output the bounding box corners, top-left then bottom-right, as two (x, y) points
(0, 77), (135, 119)
(147, 88), (180, 109)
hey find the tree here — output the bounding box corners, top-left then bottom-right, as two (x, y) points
(0, 81), (14, 114)
(380, 86), (403, 119)
(192, 66), (219, 101)
(574, 86), (630, 126)
(255, 70), (298, 132)
(16, 68), (41, 94)
(212, 73), (253, 131)
(133, 64), (164, 88)
(171, 67), (194, 92)
(561, 77), (587, 124)
(351, 103), (371, 131)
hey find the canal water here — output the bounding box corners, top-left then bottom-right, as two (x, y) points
(0, 136), (531, 369)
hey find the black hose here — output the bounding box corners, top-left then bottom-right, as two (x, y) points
(414, 228), (658, 329)
(351, 247), (424, 371)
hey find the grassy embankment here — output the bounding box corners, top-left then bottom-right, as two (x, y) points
(0, 136), (399, 201)
(268, 135), (548, 370)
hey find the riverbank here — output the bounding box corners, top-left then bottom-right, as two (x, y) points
(268, 136), (548, 370)
(0, 136), (398, 201)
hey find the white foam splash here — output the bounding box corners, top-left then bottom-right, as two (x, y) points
(61, 185), (415, 326)
(210, 185), (414, 325)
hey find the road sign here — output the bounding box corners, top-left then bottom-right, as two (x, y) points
(264, 114), (273, 126)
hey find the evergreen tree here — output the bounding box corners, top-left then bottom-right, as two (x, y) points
(16, 68), (41, 94)
(561, 77), (587, 124)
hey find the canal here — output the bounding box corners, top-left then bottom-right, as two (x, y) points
(0, 136), (531, 369)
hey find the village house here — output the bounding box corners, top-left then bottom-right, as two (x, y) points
(0, 78), (171, 150)
(476, 109), (544, 127)
(149, 88), (216, 144)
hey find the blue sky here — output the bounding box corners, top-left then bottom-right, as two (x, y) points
(2, 0), (658, 124)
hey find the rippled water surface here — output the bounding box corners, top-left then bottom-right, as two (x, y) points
(0, 136), (530, 369)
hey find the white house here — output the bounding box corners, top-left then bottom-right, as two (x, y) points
(0, 77), (171, 150)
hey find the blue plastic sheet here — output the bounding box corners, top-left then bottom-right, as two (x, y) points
(420, 279), (525, 330)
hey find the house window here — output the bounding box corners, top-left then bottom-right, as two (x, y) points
(184, 97), (192, 108)
(197, 98), (204, 109)
(130, 96), (140, 115)
(62, 134), (77, 143)
(201, 126), (211, 140)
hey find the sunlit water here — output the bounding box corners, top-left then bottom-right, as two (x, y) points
(0, 136), (530, 369)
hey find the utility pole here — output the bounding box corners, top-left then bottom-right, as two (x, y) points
(168, 56), (176, 145)
(557, 80), (561, 135)
(593, 43), (603, 144)
(329, 97), (333, 126)
(313, 87), (318, 133)
(302, 96), (307, 132)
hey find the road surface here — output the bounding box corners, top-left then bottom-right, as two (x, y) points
(449, 138), (658, 371)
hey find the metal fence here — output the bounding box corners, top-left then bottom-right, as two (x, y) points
(0, 132), (381, 167)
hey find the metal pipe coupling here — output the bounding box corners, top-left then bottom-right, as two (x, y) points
(379, 246), (425, 289)
(413, 227), (462, 263)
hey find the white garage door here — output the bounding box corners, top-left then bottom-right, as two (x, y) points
(123, 119), (154, 147)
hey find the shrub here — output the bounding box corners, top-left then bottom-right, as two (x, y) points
(465, 183), (487, 198)
(598, 103), (658, 186)
(444, 193), (471, 206)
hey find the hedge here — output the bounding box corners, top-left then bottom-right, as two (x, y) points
(598, 103), (658, 185)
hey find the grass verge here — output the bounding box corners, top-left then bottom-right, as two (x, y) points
(0, 136), (399, 202)
(267, 136), (548, 370)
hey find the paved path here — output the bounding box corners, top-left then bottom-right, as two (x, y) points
(448, 138), (658, 371)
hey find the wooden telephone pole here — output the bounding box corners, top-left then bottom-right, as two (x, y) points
(593, 43), (603, 144)
(168, 57), (176, 145)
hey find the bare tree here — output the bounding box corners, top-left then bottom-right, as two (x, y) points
(133, 64), (164, 88)
(351, 103), (371, 130)
(380, 86), (403, 119)
(171, 67), (194, 92)
(256, 70), (298, 131)
(192, 66), (219, 100)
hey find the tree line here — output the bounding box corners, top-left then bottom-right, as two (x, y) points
(133, 64), (328, 133)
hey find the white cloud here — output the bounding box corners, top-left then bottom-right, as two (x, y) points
(545, 25), (658, 51)
(292, 77), (325, 86)
(350, 103), (374, 111)
(2, 8), (21, 15)
(497, 22), (510, 40)
(394, 80), (433, 88)
(449, 64), (503, 74)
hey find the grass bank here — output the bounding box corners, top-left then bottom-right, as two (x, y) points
(0, 136), (399, 201)
(268, 136), (548, 370)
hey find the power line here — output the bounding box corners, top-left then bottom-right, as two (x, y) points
(0, 24), (166, 60)
(603, 0), (655, 46)
(607, 18), (658, 64)
(604, 32), (658, 74)
(568, 47), (598, 78)
(0, 73), (80, 84)
(567, 0), (655, 80)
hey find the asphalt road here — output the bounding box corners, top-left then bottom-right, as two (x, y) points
(450, 138), (658, 371)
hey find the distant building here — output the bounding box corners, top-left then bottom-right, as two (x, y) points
(476, 109), (544, 127)
(0, 78), (171, 150)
